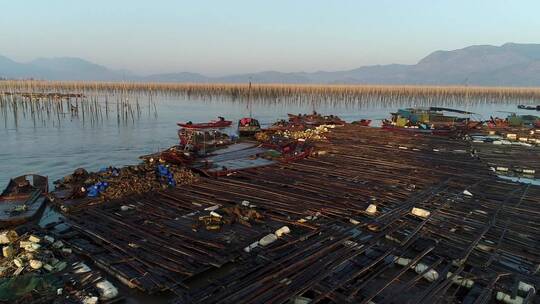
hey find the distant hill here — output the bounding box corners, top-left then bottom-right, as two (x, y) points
(1, 43), (540, 86)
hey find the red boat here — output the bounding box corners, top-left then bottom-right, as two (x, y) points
(177, 117), (232, 129)
(486, 117), (509, 129)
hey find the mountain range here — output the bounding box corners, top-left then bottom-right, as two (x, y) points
(2, 43), (540, 86)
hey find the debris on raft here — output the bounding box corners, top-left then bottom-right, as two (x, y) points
(53, 124), (540, 303)
(0, 228), (120, 303)
(269, 124), (332, 141)
(287, 112), (346, 127)
(194, 204), (265, 231)
(469, 127), (540, 179)
(52, 159), (198, 211)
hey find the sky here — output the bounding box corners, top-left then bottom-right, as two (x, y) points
(1, 0), (540, 76)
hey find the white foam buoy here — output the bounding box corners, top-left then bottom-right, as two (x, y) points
(275, 226), (291, 237)
(210, 211), (222, 218)
(96, 280), (119, 300)
(411, 207), (430, 219)
(244, 241), (259, 253)
(414, 263), (439, 282)
(366, 204), (377, 215)
(82, 296), (99, 304)
(259, 234), (278, 246)
(28, 235), (41, 243)
(74, 262), (92, 273)
(349, 218), (360, 225)
(0, 230), (18, 244)
(30, 260), (43, 269)
(2, 246), (13, 258)
(204, 205), (220, 211)
(496, 292), (524, 304)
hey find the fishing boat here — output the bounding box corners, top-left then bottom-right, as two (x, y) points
(177, 117), (232, 129)
(351, 119), (372, 126)
(517, 105), (540, 111)
(382, 107), (480, 135)
(178, 128), (232, 153)
(0, 174), (48, 228)
(238, 117), (261, 136)
(238, 81), (262, 137)
(487, 113), (540, 129)
(288, 112), (346, 126)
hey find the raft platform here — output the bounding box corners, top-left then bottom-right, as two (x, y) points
(49, 125), (540, 303)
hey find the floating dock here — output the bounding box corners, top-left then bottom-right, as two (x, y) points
(49, 125), (539, 303)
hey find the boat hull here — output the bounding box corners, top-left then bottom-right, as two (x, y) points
(381, 125), (454, 135)
(177, 121), (232, 129)
(0, 174), (49, 228)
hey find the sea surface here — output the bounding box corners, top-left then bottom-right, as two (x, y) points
(0, 93), (535, 187)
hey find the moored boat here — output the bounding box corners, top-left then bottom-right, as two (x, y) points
(288, 112), (346, 126)
(238, 117), (262, 136)
(0, 174), (48, 228)
(517, 105), (540, 111)
(178, 128), (232, 153)
(351, 119), (372, 126)
(381, 107), (480, 135)
(177, 117), (232, 129)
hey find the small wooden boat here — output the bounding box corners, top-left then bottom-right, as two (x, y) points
(352, 119), (372, 126)
(0, 174), (48, 228)
(177, 117), (232, 129)
(288, 113), (346, 126)
(382, 107), (481, 135)
(178, 128), (232, 153)
(517, 105), (540, 111)
(238, 118), (261, 136)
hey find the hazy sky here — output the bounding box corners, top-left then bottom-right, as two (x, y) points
(1, 0), (539, 76)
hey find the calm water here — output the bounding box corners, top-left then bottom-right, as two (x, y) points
(0, 93), (534, 187)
